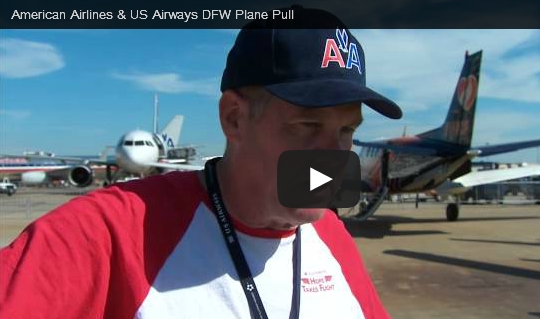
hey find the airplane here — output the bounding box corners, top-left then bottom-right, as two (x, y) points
(345, 50), (540, 222)
(1, 94), (204, 187)
(0, 151), (112, 187)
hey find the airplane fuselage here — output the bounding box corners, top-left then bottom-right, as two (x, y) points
(115, 130), (164, 175)
(358, 136), (473, 194)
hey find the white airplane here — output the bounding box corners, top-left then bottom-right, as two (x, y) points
(114, 114), (198, 175)
(1, 94), (203, 187)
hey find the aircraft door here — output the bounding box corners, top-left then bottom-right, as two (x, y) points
(152, 134), (166, 158)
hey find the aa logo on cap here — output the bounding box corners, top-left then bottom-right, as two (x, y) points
(321, 28), (362, 75)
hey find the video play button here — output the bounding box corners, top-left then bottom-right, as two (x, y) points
(310, 168), (332, 191)
(277, 150), (361, 209)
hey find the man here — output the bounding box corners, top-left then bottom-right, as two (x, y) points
(0, 6), (402, 319)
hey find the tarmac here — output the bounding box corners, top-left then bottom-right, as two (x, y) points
(1, 187), (539, 319)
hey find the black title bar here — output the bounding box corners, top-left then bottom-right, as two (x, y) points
(2, 0), (539, 29)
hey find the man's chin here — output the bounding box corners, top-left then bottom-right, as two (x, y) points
(291, 207), (328, 223)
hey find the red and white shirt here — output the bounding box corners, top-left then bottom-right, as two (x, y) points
(0, 171), (391, 319)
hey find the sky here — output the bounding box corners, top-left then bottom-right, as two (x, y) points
(1, 29), (539, 164)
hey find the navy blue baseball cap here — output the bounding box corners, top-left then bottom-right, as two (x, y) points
(220, 6), (402, 119)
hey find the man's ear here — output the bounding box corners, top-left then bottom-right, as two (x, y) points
(219, 90), (248, 143)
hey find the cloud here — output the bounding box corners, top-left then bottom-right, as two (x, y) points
(0, 38), (65, 78)
(350, 30), (540, 109)
(112, 71), (219, 97)
(0, 109), (31, 119)
(472, 111), (539, 143)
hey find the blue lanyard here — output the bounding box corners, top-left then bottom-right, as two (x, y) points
(204, 157), (301, 319)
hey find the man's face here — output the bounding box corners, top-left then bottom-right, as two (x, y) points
(235, 92), (362, 225)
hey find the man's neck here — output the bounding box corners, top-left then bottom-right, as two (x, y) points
(198, 157), (297, 231)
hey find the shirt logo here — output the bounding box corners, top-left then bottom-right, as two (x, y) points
(301, 271), (335, 293)
(321, 28), (362, 75)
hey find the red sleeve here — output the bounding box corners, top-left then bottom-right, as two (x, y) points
(0, 172), (201, 319)
(1, 191), (123, 319)
(313, 211), (392, 319)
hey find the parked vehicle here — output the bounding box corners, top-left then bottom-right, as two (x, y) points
(0, 177), (17, 196)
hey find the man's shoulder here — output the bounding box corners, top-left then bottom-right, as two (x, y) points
(107, 170), (202, 196)
(311, 209), (347, 233)
(309, 210), (358, 254)
(46, 170), (204, 219)
(30, 170), (205, 244)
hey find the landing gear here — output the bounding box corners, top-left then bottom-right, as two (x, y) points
(105, 164), (121, 186)
(106, 164), (113, 186)
(446, 202), (459, 221)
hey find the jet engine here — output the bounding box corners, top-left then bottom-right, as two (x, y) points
(21, 171), (49, 185)
(67, 165), (94, 188)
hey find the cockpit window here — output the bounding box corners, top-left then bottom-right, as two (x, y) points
(145, 141), (154, 147)
(135, 141), (145, 146)
(124, 140), (134, 146)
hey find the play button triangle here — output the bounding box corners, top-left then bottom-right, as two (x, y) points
(310, 167), (332, 191)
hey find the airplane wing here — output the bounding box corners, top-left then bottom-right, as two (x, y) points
(436, 164), (540, 195)
(354, 138), (540, 159)
(352, 139), (474, 157)
(473, 139), (540, 157)
(353, 140), (439, 156)
(143, 161), (204, 171)
(0, 153), (114, 166)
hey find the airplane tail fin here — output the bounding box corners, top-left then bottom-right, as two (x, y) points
(420, 50), (482, 148)
(160, 115), (184, 147)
